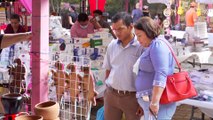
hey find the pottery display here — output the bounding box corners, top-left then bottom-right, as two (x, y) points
(34, 101), (59, 119)
(51, 61), (68, 101)
(80, 66), (97, 106)
(66, 63), (81, 103)
(8, 58), (27, 94)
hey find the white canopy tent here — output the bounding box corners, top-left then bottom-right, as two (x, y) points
(147, 0), (171, 4)
(196, 0), (213, 4)
(148, 0), (213, 4)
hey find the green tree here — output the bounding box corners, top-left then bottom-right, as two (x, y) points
(50, 0), (80, 14)
(105, 0), (137, 18)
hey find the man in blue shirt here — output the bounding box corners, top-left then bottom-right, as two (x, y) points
(132, 3), (143, 23)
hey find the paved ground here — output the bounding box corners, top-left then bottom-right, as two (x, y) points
(90, 102), (212, 120)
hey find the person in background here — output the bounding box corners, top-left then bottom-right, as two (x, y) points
(4, 14), (26, 34)
(132, 2), (143, 23)
(71, 13), (101, 38)
(0, 32), (32, 53)
(185, 2), (198, 44)
(4, 14), (26, 63)
(93, 10), (117, 39)
(154, 13), (165, 34)
(68, 5), (78, 28)
(61, 6), (70, 29)
(102, 12), (109, 22)
(103, 12), (144, 120)
(142, 5), (150, 17)
(134, 17), (176, 120)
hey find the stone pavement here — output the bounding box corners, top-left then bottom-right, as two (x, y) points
(90, 103), (212, 120)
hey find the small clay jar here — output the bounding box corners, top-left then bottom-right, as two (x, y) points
(15, 115), (43, 120)
(34, 101), (59, 119)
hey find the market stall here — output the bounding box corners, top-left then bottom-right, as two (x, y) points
(170, 29), (213, 119)
(178, 67), (213, 118)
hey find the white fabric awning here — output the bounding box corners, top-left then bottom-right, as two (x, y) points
(147, 0), (170, 4)
(196, 0), (213, 4)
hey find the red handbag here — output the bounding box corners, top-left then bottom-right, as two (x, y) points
(160, 40), (197, 104)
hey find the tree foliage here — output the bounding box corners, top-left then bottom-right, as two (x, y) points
(50, 0), (80, 14)
(105, 0), (137, 17)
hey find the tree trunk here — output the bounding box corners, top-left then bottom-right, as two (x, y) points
(50, 0), (55, 13)
(125, 0), (129, 12)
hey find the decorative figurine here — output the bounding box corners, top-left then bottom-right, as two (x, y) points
(8, 58), (26, 94)
(51, 61), (68, 101)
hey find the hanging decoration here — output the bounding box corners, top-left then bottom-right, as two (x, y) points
(177, 0), (184, 15)
(196, 3), (201, 16)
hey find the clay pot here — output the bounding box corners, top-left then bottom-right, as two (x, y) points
(1, 93), (23, 114)
(34, 101), (59, 119)
(15, 115), (43, 120)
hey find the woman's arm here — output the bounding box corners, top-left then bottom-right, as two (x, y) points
(1, 32), (31, 49)
(68, 16), (74, 26)
(149, 40), (171, 115)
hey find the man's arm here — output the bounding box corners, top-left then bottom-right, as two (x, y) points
(90, 18), (102, 29)
(68, 16), (75, 26)
(1, 32), (31, 49)
(105, 69), (110, 82)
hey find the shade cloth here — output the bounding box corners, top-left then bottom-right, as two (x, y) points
(19, 0), (32, 14)
(88, 0), (106, 15)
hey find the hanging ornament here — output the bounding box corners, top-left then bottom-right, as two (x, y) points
(177, 0), (184, 15)
(196, 3), (201, 16)
(163, 19), (170, 28)
(177, 6), (184, 15)
(164, 8), (172, 17)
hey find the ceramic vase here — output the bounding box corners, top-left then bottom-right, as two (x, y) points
(34, 101), (60, 120)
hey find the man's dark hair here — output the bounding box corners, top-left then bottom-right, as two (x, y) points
(93, 10), (103, 15)
(111, 12), (133, 26)
(10, 14), (20, 22)
(77, 13), (89, 22)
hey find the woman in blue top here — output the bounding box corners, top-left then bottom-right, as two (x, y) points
(133, 17), (176, 120)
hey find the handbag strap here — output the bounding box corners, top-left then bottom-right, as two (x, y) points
(161, 39), (182, 72)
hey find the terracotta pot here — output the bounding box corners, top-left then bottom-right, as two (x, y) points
(15, 115), (43, 120)
(34, 101), (59, 119)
